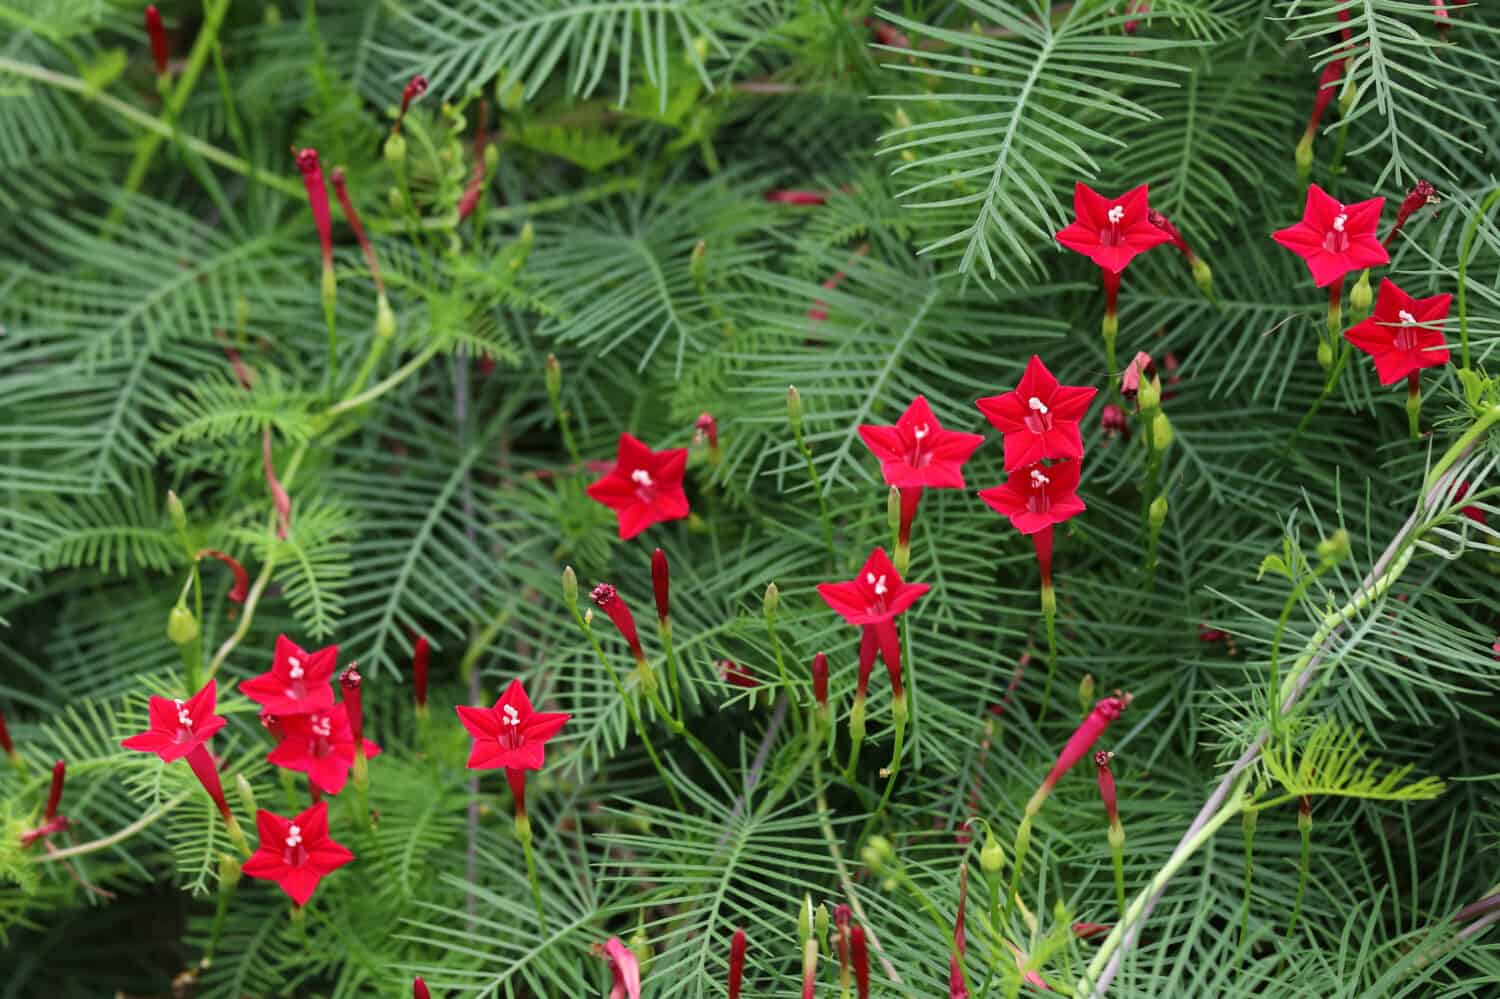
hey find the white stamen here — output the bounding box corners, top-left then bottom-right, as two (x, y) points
(502, 704), (521, 726)
(1398, 310), (1417, 325)
(631, 469), (653, 487)
(1030, 469), (1051, 488)
(873, 574), (888, 597)
(1107, 206), (1124, 225)
(174, 698), (192, 729)
(913, 423), (929, 440)
(1332, 213), (1347, 232)
(286, 823), (302, 848)
(865, 572), (876, 585)
(311, 715), (332, 738)
(287, 655), (303, 680)
(1028, 396), (1049, 415)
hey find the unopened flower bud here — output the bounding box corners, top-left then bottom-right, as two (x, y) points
(763, 582), (779, 617)
(1349, 270), (1373, 317)
(376, 295), (397, 338)
(1338, 78), (1355, 116)
(219, 852), (242, 891)
(167, 490), (187, 532)
(811, 652), (829, 709)
(1150, 411), (1173, 451)
(167, 604), (198, 645)
(1316, 339), (1333, 370)
(236, 774), (257, 816)
(484, 143), (499, 173)
(562, 566), (578, 607)
(787, 385), (803, 433)
(1137, 373), (1161, 413)
(545, 354), (562, 404)
(630, 924), (653, 976)
(1149, 494), (1168, 531)
(1295, 134), (1314, 184)
(797, 894), (813, 943)
(690, 239), (707, 288)
(1191, 257), (1213, 300)
(387, 186), (404, 212)
(861, 835), (893, 874)
(980, 829), (1005, 873)
(815, 902), (830, 942)
(887, 485), (900, 533)
(1078, 673), (1095, 716)
(384, 131), (408, 164)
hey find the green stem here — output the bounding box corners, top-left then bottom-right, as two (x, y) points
(1427, 404), (1500, 494)
(891, 865), (973, 999)
(1039, 586), (1058, 720)
(791, 421), (836, 564)
(37, 793), (190, 862)
(1237, 810), (1256, 964)
(1287, 806), (1311, 936)
(843, 694), (866, 782)
(1457, 186), (1500, 371)
(872, 696), (906, 819)
(1267, 565), (1328, 739)
(643, 683), (729, 781)
(518, 816), (547, 931)
(765, 608), (803, 739)
(658, 619), (685, 725)
(1289, 341), (1352, 449)
(323, 340), (446, 418)
(1109, 837), (1126, 924)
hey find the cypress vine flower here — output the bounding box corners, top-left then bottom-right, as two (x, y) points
(1343, 279), (1451, 385)
(121, 680), (245, 845)
(586, 433), (691, 539)
(1054, 183), (1172, 275)
(693, 413), (721, 464)
(266, 704), (382, 795)
(850, 924), (869, 999)
(977, 356), (1097, 473)
(457, 100), (492, 221)
(599, 936), (643, 999)
(1271, 184), (1389, 288)
(195, 548), (249, 603)
(294, 149), (337, 316)
(1026, 695), (1133, 817)
(765, 189), (830, 205)
(412, 635), (430, 711)
(589, 583), (651, 674)
(1100, 403), (1128, 439)
(330, 169), (385, 296)
(144, 6), (169, 76)
(728, 927), (747, 999)
(396, 75), (428, 133)
(413, 977), (430, 999)
(241, 801), (354, 906)
(859, 395), (983, 570)
(454, 680), (570, 774)
(651, 548), (671, 624)
(240, 635), (339, 715)
(817, 548), (929, 700)
(1384, 180), (1439, 248)
(978, 460), (1087, 540)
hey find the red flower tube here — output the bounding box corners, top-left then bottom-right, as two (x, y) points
(413, 977), (431, 999)
(0, 706), (17, 766)
(718, 660), (759, 689)
(600, 936), (642, 999)
(728, 927), (747, 999)
(45, 758), (65, 820)
(295, 149), (338, 349)
(589, 583), (648, 669)
(396, 75), (429, 133)
(330, 168), (386, 296)
(412, 636), (430, 710)
(457, 100), (491, 221)
(651, 548), (670, 624)
(1026, 695), (1133, 817)
(851, 925), (869, 999)
(811, 652), (829, 710)
(195, 548), (249, 603)
(144, 5), (169, 77)
(20, 816), (69, 848)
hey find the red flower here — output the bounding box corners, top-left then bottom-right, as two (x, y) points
(412, 635), (430, 709)
(1271, 184), (1389, 287)
(413, 978), (431, 999)
(1344, 279), (1451, 385)
(121, 679), (226, 762)
(144, 6), (169, 76)
(817, 548), (929, 697)
(1054, 183), (1172, 274)
(241, 801), (354, 906)
(589, 583), (647, 664)
(977, 357), (1097, 472)
(858, 395), (984, 489)
(455, 679), (570, 771)
(1027, 694), (1132, 814)
(851, 925), (869, 999)
(266, 704), (381, 795)
(728, 928), (747, 999)
(586, 433), (690, 539)
(718, 660), (759, 689)
(294, 149), (334, 274)
(978, 461), (1086, 536)
(765, 189), (831, 205)
(600, 936), (642, 999)
(240, 635), (339, 716)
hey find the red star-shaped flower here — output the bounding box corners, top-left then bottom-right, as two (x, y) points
(977, 356), (1098, 472)
(1054, 183), (1173, 274)
(1271, 184), (1389, 287)
(978, 460), (1087, 536)
(586, 433), (690, 540)
(239, 635), (339, 716)
(455, 679), (571, 771)
(241, 801), (354, 906)
(857, 395), (984, 489)
(1343, 279), (1451, 385)
(817, 548), (930, 691)
(120, 679), (226, 762)
(265, 703), (382, 795)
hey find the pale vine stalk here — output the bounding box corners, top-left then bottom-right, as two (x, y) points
(1076, 438), (1488, 997)
(38, 793), (191, 863)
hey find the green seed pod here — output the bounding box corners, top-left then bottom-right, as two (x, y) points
(167, 605), (198, 645)
(383, 131), (407, 164)
(980, 829), (1006, 873)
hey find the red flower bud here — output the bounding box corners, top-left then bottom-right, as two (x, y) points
(397, 75), (429, 132)
(294, 149), (334, 273)
(45, 758), (65, 820)
(718, 660), (759, 689)
(1198, 624), (1228, 643)
(590, 583), (647, 663)
(1123, 0), (1150, 34)
(1028, 694), (1133, 815)
(693, 412), (720, 452)
(765, 189), (830, 206)
(1385, 180), (1438, 247)
(1095, 750), (1119, 827)
(1100, 403), (1128, 439)
(651, 548), (670, 623)
(850, 925), (869, 999)
(1072, 921), (1111, 939)
(728, 927), (747, 999)
(144, 5), (169, 76)
(340, 666), (364, 747)
(413, 636), (430, 708)
(812, 653), (829, 708)
(413, 976), (431, 999)
(331, 168), (385, 296)
(949, 863), (970, 999)
(0, 706), (15, 759)
(195, 548), (249, 602)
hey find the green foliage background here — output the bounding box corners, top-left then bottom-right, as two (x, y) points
(3, 0), (1500, 996)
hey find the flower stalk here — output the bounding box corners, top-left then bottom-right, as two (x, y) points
(1096, 751), (1126, 921)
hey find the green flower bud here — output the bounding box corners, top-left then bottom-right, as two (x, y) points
(815, 902), (830, 943)
(383, 131), (408, 164)
(235, 774), (257, 817)
(1295, 134), (1314, 185)
(1191, 257), (1213, 301)
(1078, 673), (1095, 716)
(887, 486), (900, 533)
(861, 835), (893, 875)
(387, 186), (403, 212)
(166, 490), (186, 532)
(980, 830), (1005, 873)
(690, 239), (707, 288)
(1338, 78), (1355, 117)
(1316, 340), (1333, 370)
(1149, 494), (1169, 531)
(797, 894), (812, 943)
(484, 143), (499, 173)
(167, 605), (198, 645)
(511, 222), (534, 272)
(787, 385), (803, 433)
(630, 924), (653, 976)
(1150, 411), (1173, 451)
(763, 582), (779, 617)
(219, 852), (242, 891)
(1349, 270), (1373, 317)
(562, 565), (578, 608)
(375, 294), (397, 339)
(1137, 373), (1161, 413)
(545, 354), (562, 404)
